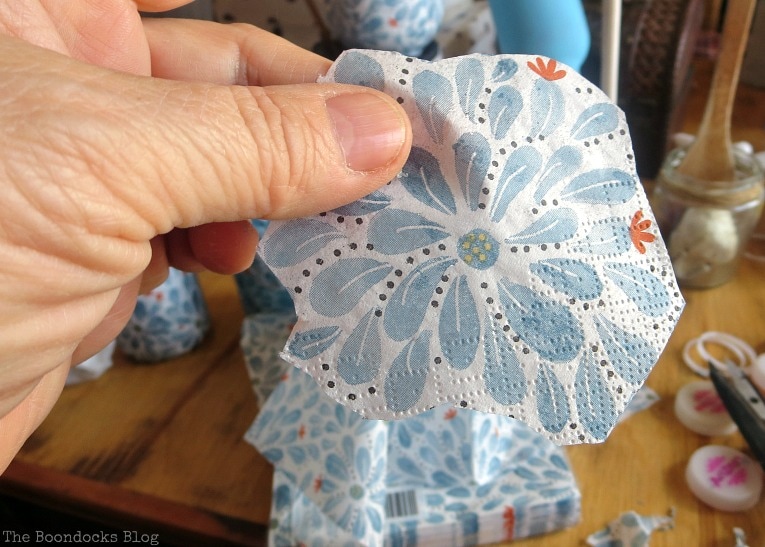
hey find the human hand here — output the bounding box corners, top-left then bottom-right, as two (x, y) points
(0, 0), (411, 472)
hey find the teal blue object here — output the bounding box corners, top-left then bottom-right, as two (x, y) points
(487, 0), (590, 72)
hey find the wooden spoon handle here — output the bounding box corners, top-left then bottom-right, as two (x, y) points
(676, 0), (756, 181)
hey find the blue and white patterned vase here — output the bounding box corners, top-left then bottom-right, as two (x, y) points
(321, 0), (445, 57)
(117, 268), (210, 363)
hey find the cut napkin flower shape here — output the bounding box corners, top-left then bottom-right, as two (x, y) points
(260, 50), (684, 444)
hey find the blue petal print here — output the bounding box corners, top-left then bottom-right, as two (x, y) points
(360, 16), (383, 33)
(366, 507), (383, 534)
(273, 484), (292, 512)
(574, 351), (618, 440)
(529, 79), (564, 138)
(488, 85), (522, 140)
(355, 444), (371, 479)
(455, 58), (484, 121)
(262, 219), (344, 268)
(433, 470), (458, 487)
(309, 259), (392, 317)
(326, 453), (350, 481)
(399, 147), (457, 215)
(453, 132), (491, 211)
(288, 326), (341, 359)
(491, 146), (541, 222)
(439, 275), (480, 370)
(384, 257), (457, 341)
(504, 208), (578, 244)
(595, 315), (658, 384)
(560, 168), (637, 204)
(385, 330), (431, 412)
(341, 435), (354, 466)
(530, 258), (603, 300)
(573, 220), (632, 255)
(497, 279), (584, 362)
(287, 446), (306, 464)
(491, 58), (518, 82)
(533, 146), (582, 203)
(368, 208), (449, 254)
(482, 313), (526, 405)
(332, 191), (391, 216)
(337, 309), (381, 384)
(397, 425), (412, 449)
(396, 456), (424, 479)
(413, 70), (453, 144)
(536, 364), (570, 433)
(332, 51), (385, 90)
(603, 263), (670, 317)
(571, 102), (619, 139)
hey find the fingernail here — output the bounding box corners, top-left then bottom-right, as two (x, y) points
(326, 93), (407, 172)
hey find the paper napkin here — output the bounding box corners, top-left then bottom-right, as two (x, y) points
(247, 360), (580, 546)
(260, 50), (684, 444)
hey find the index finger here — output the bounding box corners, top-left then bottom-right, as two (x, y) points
(142, 18), (332, 86)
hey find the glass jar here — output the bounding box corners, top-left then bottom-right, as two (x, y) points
(651, 147), (765, 288)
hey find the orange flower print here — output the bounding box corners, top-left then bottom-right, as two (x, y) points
(313, 475), (323, 493)
(503, 507), (515, 539)
(527, 57), (566, 81)
(629, 210), (656, 254)
(298, 424), (306, 439)
(444, 408), (458, 420)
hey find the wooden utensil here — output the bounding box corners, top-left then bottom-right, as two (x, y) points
(674, 0), (756, 182)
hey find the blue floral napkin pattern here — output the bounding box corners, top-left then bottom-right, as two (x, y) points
(321, 0), (445, 57)
(235, 220), (295, 316)
(241, 312), (296, 406)
(242, 288), (580, 546)
(117, 268), (210, 362)
(247, 365), (580, 546)
(260, 50), (684, 445)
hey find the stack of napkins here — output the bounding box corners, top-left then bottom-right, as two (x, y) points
(242, 317), (580, 546)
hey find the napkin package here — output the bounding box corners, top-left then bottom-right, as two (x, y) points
(244, 328), (581, 546)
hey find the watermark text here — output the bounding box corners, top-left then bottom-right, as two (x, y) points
(2, 530), (159, 545)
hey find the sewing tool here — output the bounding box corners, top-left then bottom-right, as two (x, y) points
(709, 361), (765, 470)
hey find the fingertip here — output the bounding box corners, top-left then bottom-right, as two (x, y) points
(187, 221), (259, 274)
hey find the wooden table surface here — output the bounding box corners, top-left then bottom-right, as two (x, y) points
(2, 61), (765, 546)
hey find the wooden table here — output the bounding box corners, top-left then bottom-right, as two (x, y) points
(0, 272), (271, 545)
(2, 61), (765, 546)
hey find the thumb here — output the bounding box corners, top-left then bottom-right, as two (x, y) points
(2, 35), (412, 240)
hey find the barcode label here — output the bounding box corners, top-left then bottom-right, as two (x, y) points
(385, 489), (419, 519)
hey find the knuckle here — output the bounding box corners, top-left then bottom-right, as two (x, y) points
(236, 86), (327, 217)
